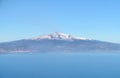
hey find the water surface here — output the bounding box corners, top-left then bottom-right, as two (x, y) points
(0, 53), (120, 78)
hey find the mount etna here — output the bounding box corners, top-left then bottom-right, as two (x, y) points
(0, 32), (120, 53)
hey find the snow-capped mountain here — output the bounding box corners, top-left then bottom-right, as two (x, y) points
(0, 32), (120, 53)
(31, 32), (90, 41)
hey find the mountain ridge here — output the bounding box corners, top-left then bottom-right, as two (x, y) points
(0, 32), (120, 53)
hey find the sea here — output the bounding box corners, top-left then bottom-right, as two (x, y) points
(0, 52), (120, 78)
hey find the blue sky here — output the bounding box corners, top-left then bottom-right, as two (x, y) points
(0, 0), (120, 43)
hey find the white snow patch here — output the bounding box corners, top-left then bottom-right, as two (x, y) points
(31, 32), (92, 41)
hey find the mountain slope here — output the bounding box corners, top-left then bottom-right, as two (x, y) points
(0, 32), (120, 53)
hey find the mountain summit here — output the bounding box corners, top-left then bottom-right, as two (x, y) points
(32, 32), (90, 41)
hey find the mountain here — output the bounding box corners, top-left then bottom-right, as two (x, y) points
(0, 32), (120, 53)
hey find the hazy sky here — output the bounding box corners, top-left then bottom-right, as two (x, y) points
(0, 0), (120, 43)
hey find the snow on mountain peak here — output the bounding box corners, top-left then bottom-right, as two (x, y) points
(31, 32), (91, 41)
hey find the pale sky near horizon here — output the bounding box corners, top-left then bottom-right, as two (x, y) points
(0, 0), (120, 43)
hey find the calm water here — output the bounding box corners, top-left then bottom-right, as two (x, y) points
(0, 53), (120, 78)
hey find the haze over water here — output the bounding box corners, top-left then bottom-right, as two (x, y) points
(0, 52), (120, 78)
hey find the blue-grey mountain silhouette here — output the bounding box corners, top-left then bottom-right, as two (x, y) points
(0, 32), (120, 53)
